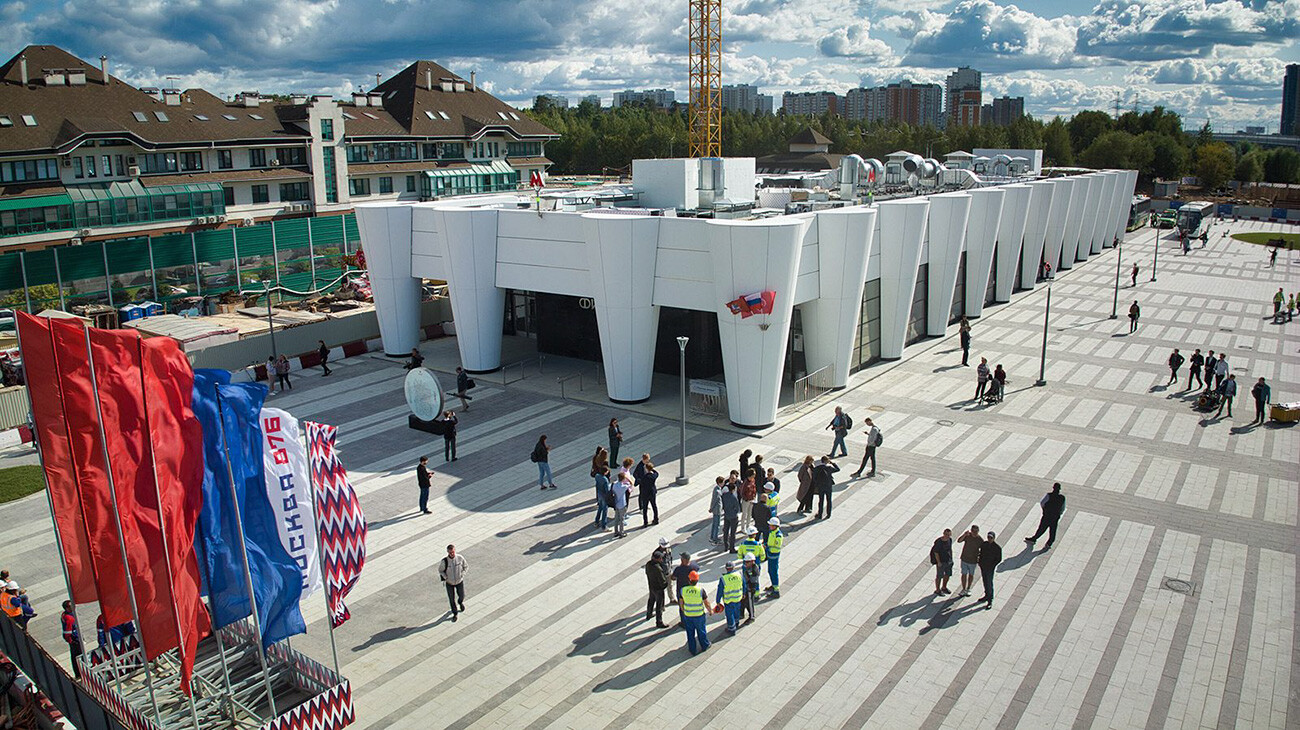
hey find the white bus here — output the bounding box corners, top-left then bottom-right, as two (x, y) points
(1175, 201), (1215, 237)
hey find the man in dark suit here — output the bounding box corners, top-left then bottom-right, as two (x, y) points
(812, 456), (840, 520)
(1024, 482), (1066, 549)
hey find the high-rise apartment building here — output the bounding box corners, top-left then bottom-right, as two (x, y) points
(846, 81), (943, 126)
(945, 66), (982, 127)
(782, 91), (842, 117)
(1283, 64), (1300, 136)
(612, 89), (676, 109)
(985, 96), (1024, 126)
(721, 84), (773, 115)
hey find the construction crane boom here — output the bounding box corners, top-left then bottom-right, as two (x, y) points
(688, 0), (722, 158)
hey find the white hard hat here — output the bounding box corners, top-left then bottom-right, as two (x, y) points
(768, 517), (780, 527)
(658, 537), (669, 547)
(4, 581), (17, 590)
(746, 526), (757, 535)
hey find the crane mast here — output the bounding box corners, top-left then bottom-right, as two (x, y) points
(688, 0), (722, 158)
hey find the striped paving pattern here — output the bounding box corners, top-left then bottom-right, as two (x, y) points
(2, 220), (1296, 728)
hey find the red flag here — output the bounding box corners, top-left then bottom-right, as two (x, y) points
(47, 317), (133, 626)
(140, 337), (210, 692)
(86, 327), (178, 661)
(14, 314), (98, 603)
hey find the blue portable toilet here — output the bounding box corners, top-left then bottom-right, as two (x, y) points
(119, 304), (144, 321)
(140, 301), (163, 317)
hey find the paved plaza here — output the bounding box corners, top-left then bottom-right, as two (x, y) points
(2, 219), (1297, 729)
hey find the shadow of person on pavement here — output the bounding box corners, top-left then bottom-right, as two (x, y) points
(567, 614), (652, 664)
(998, 544), (1036, 572)
(878, 593), (938, 627)
(352, 619), (445, 651)
(592, 643), (694, 692)
(918, 598), (989, 634)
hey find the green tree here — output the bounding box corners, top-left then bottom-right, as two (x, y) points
(1079, 130), (1153, 172)
(1193, 142), (1235, 190)
(1235, 151), (1265, 183)
(1143, 132), (1187, 180)
(1066, 110), (1114, 153)
(1042, 117), (1073, 166)
(1263, 148), (1300, 184)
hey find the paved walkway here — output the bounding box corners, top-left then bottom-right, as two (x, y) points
(2, 219), (1296, 729)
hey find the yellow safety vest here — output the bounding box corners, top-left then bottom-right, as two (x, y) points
(737, 539), (766, 563)
(681, 585), (705, 617)
(721, 572), (743, 604)
(766, 529), (784, 556)
(765, 491), (779, 509)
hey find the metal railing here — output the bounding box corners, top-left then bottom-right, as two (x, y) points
(689, 379), (728, 418)
(0, 613), (132, 730)
(556, 373), (583, 400)
(792, 365), (834, 409)
(0, 386), (29, 431)
(500, 356), (544, 385)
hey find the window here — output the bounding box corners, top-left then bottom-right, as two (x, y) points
(320, 118), (334, 141)
(279, 182), (310, 201)
(508, 141), (543, 157)
(249, 149), (267, 167)
(85, 156), (96, 178)
(437, 142), (465, 160)
(132, 111), (148, 122)
(222, 114), (237, 121)
(223, 186), (235, 207)
(21, 115), (37, 126)
(378, 176), (393, 194)
(439, 111), (450, 120)
(101, 155), (112, 177)
(374, 143), (417, 161)
(251, 184), (269, 204)
(363, 112), (378, 120)
(153, 111), (168, 122)
(115, 155), (124, 176)
(406, 175), (416, 193)
(275, 147), (307, 166)
(348, 178), (370, 196)
(180, 151), (203, 172)
(138, 152), (179, 174)
(341, 112), (356, 120)
(345, 145), (369, 163)
(496, 111), (508, 120)
(0, 115), (12, 127)
(424, 111), (435, 120)
(217, 150), (233, 169)
(0, 158), (59, 182)
(73, 157), (83, 179)
(194, 114), (209, 121)
(249, 113), (264, 120)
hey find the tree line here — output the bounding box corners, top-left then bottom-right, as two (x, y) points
(526, 99), (1300, 191)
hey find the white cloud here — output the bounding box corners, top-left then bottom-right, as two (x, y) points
(1076, 0), (1299, 61)
(817, 21), (896, 61)
(903, 0), (1083, 70)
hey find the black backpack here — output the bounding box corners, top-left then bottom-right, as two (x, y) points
(843, 413), (853, 430)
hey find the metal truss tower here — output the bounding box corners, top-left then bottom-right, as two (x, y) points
(688, 0), (722, 158)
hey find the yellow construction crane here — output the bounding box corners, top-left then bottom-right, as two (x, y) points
(688, 0), (722, 158)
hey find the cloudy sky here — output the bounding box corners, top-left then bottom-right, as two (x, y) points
(2, 0), (1297, 132)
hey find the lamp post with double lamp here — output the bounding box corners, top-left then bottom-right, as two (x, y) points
(676, 336), (689, 485)
(1036, 269), (1055, 387)
(1110, 236), (1122, 319)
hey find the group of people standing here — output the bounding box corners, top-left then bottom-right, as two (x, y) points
(1167, 348), (1273, 423)
(960, 318), (1009, 403)
(589, 431), (662, 538)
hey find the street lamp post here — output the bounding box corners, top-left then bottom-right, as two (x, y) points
(1035, 272), (1054, 387)
(1151, 232), (1161, 282)
(676, 336), (689, 486)
(264, 280), (278, 360)
(1110, 236), (1121, 319)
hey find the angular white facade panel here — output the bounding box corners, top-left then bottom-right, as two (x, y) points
(877, 198), (930, 359)
(993, 184), (1032, 302)
(1076, 175), (1102, 260)
(354, 203), (421, 356)
(1060, 177), (1088, 269)
(437, 209), (506, 372)
(801, 207), (877, 387)
(708, 218), (809, 428)
(583, 214), (662, 403)
(923, 192), (972, 335)
(1095, 172), (1119, 249)
(1103, 170), (1127, 247)
(1043, 178), (1073, 271)
(963, 187), (1004, 318)
(1019, 181), (1054, 290)
(1113, 170), (1138, 243)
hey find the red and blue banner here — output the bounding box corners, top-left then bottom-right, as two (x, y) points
(304, 422), (367, 628)
(725, 290), (776, 319)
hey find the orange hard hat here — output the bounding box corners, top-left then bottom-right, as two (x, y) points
(688, 570), (699, 582)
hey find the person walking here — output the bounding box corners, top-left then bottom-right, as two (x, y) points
(404, 348), (425, 370)
(1128, 301), (1140, 333)
(454, 366), (473, 410)
(531, 435), (556, 490)
(708, 477), (725, 544)
(956, 525), (983, 598)
(60, 601), (81, 679)
(1203, 350), (1218, 394)
(638, 461), (660, 527)
(1213, 353), (1229, 392)
(1270, 246), (1279, 267)
(593, 465), (611, 531)
(1167, 348), (1184, 386)
(416, 456), (432, 515)
(721, 481), (741, 553)
(977, 531), (1003, 609)
(1187, 349), (1204, 390)
(645, 550), (670, 628)
(1251, 377), (1272, 425)
(959, 316), (971, 366)
(438, 544), (468, 622)
(851, 418), (881, 478)
(930, 529), (953, 596)
(317, 340), (332, 376)
(679, 572), (713, 655)
(796, 456), (815, 513)
(1216, 374), (1238, 419)
(1274, 287), (1286, 322)
(608, 418), (623, 465)
(716, 562), (745, 634)
(275, 354), (292, 391)
(440, 409), (458, 462)
(992, 364), (1007, 402)
(975, 358), (990, 399)
(1025, 482), (1066, 549)
(1130, 263), (1139, 287)
(826, 407), (851, 458)
(764, 517), (784, 598)
(1288, 293), (1296, 322)
(812, 455), (839, 520)
(738, 469), (757, 534)
(265, 355), (278, 394)
(611, 473), (632, 537)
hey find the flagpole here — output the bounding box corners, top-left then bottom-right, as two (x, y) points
(213, 389), (279, 719)
(133, 338), (202, 729)
(193, 517), (237, 719)
(303, 423), (342, 676)
(81, 327), (164, 727)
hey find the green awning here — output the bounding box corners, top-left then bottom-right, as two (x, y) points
(65, 181), (222, 202)
(424, 160), (517, 179)
(0, 193), (72, 212)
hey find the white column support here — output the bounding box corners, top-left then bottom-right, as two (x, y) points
(963, 188), (1004, 318)
(1103, 170), (1127, 247)
(435, 208), (506, 373)
(1020, 180), (1055, 290)
(583, 213), (661, 403)
(353, 204), (421, 356)
(708, 217), (809, 428)
(1060, 177), (1088, 269)
(1112, 170), (1138, 243)
(877, 198), (930, 359)
(801, 207), (876, 388)
(924, 192), (972, 335)
(1075, 174), (1100, 260)
(1096, 172), (1120, 249)
(993, 184), (1032, 303)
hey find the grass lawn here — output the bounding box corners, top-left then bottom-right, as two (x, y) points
(1231, 232), (1300, 250)
(0, 465), (45, 504)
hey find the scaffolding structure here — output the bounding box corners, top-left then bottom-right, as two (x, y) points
(687, 0), (722, 158)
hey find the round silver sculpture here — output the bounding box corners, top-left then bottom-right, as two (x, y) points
(404, 368), (443, 421)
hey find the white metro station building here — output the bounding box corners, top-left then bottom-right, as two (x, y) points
(355, 156), (1137, 428)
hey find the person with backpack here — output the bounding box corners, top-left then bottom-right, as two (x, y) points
(826, 407), (851, 457)
(851, 418), (882, 478)
(531, 435), (556, 490)
(437, 545), (468, 622)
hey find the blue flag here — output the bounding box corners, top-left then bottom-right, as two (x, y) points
(193, 372), (305, 648)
